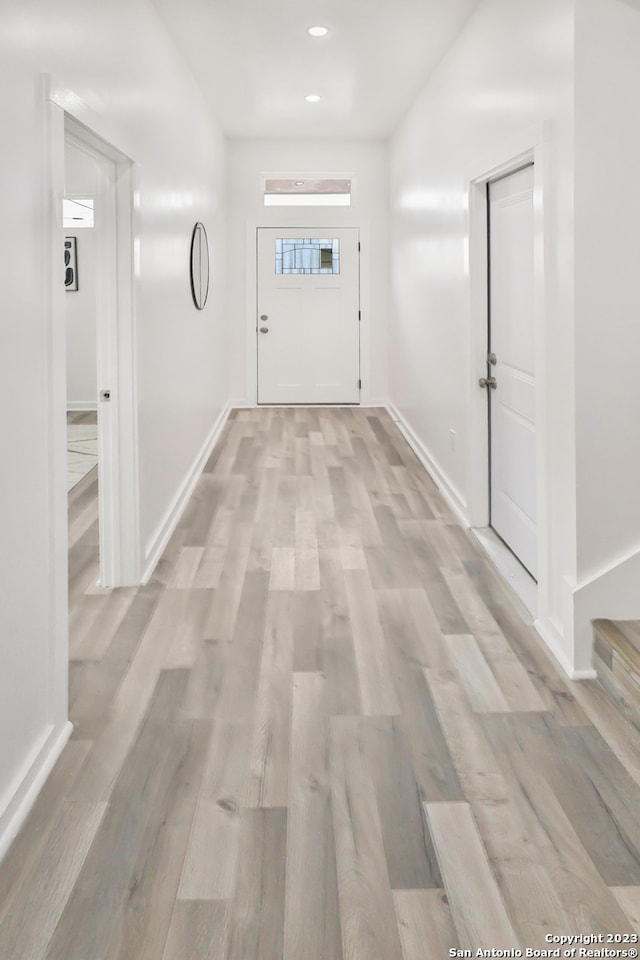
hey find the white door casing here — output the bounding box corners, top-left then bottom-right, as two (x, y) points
(488, 164), (537, 578)
(257, 227), (360, 404)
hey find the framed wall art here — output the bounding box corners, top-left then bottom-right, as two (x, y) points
(64, 236), (78, 291)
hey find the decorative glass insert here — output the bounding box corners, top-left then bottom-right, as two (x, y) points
(275, 238), (340, 275)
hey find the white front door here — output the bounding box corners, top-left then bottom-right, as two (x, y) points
(488, 164), (537, 578)
(257, 228), (360, 404)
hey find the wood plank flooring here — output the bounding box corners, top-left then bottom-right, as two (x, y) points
(2, 406), (640, 957)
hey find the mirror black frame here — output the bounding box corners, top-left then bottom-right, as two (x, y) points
(190, 222), (210, 310)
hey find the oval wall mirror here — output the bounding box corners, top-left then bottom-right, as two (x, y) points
(190, 222), (210, 310)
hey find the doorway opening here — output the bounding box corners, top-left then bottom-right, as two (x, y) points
(59, 114), (140, 589)
(64, 139), (100, 601)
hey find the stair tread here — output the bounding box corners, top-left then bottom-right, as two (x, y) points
(594, 619), (640, 674)
(613, 620), (640, 645)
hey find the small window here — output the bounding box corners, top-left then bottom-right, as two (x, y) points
(264, 178), (351, 207)
(275, 238), (340, 275)
(63, 198), (94, 228)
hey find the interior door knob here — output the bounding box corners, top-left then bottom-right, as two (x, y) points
(260, 314), (268, 321)
(259, 326), (269, 334)
(479, 376), (497, 389)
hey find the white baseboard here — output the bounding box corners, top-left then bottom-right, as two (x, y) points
(67, 401), (98, 412)
(533, 615), (596, 680)
(142, 402), (232, 583)
(229, 399), (391, 409)
(570, 541), (640, 677)
(0, 720), (73, 864)
(386, 403), (468, 527)
(471, 526), (538, 617)
(384, 404), (600, 679)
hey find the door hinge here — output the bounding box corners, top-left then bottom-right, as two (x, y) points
(358, 310), (361, 322)
(358, 242), (361, 252)
(358, 379), (362, 390)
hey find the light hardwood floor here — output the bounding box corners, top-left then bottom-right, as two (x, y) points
(2, 406), (640, 958)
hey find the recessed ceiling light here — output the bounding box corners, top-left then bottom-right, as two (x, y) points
(307, 25), (329, 37)
(305, 94), (321, 103)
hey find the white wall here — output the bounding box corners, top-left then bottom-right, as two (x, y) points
(574, 0), (640, 580)
(65, 143), (98, 408)
(0, 0), (229, 855)
(567, 0), (640, 664)
(226, 139), (389, 405)
(389, 0), (578, 667)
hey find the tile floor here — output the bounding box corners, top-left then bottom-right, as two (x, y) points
(67, 414), (98, 491)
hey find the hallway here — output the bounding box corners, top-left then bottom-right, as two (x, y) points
(1, 407), (640, 958)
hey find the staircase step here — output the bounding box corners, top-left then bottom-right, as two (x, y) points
(593, 619), (640, 731)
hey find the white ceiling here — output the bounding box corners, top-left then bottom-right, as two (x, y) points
(150, 0), (482, 139)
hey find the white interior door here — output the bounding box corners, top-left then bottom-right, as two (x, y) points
(257, 228), (360, 404)
(488, 164), (537, 578)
